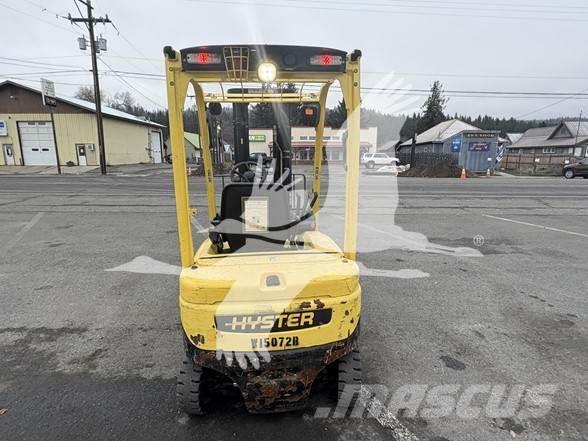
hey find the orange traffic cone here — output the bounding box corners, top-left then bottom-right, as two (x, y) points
(460, 168), (467, 180)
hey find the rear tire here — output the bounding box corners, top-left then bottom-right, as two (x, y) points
(177, 356), (205, 416)
(564, 169), (575, 179)
(337, 348), (362, 401)
(366, 161), (375, 169)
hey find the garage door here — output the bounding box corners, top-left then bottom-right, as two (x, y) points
(150, 130), (162, 164)
(18, 122), (57, 166)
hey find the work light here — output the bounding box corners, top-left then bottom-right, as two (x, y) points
(257, 62), (277, 83)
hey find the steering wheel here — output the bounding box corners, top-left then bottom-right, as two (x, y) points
(230, 161), (266, 183)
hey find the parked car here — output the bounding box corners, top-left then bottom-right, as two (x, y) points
(361, 153), (400, 169)
(563, 159), (588, 179)
(249, 152), (272, 166)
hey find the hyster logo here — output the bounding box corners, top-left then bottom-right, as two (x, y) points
(217, 309), (332, 334)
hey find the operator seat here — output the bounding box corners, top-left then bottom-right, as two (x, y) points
(209, 183), (292, 252)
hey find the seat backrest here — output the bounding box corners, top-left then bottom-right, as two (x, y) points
(219, 183), (290, 251)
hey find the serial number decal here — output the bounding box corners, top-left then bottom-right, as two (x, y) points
(216, 309), (332, 334)
(251, 336), (300, 349)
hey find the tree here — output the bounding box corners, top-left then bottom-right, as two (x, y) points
(249, 83), (300, 128)
(418, 81), (447, 132)
(327, 100), (347, 129)
(108, 91), (136, 113)
(74, 85), (104, 103)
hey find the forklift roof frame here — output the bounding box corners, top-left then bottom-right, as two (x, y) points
(163, 45), (362, 267)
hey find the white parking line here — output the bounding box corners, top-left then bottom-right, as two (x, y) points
(359, 386), (420, 441)
(1, 212), (43, 255)
(191, 217), (210, 234)
(482, 214), (588, 239)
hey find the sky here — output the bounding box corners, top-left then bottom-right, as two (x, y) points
(1, 0), (587, 120)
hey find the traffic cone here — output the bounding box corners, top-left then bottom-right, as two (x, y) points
(187, 167), (192, 176)
(486, 168), (491, 177)
(460, 168), (467, 180)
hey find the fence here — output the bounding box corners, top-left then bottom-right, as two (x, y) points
(501, 153), (580, 176)
(396, 152), (458, 168)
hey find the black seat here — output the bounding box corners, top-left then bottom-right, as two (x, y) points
(210, 183), (291, 252)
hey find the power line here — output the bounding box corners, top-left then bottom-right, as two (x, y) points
(1, 77), (93, 87)
(0, 1), (79, 34)
(4, 62), (587, 102)
(6, 52), (588, 82)
(516, 88), (588, 119)
(98, 57), (166, 109)
(365, 71), (588, 81)
(72, 0), (89, 29)
(0, 56), (88, 70)
(0, 70), (90, 77)
(108, 20), (161, 71)
(218, 0), (588, 16)
(329, 0), (588, 13)
(190, 0), (588, 22)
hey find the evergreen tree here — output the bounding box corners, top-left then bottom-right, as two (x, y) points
(327, 100), (347, 129)
(249, 83), (300, 128)
(418, 81), (447, 132)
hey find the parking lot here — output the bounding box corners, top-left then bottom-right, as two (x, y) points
(0, 167), (586, 441)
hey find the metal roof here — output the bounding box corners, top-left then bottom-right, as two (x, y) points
(511, 121), (588, 149)
(0, 80), (165, 128)
(506, 133), (523, 144)
(564, 121), (588, 137)
(183, 132), (201, 149)
(400, 119), (482, 146)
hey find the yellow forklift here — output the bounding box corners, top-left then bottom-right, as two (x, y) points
(164, 44), (362, 414)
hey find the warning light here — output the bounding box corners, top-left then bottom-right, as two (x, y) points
(305, 108), (315, 116)
(310, 54), (343, 66)
(186, 52), (222, 64)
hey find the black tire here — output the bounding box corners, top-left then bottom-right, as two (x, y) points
(177, 356), (205, 415)
(564, 169), (575, 179)
(337, 348), (362, 401)
(366, 161), (375, 170)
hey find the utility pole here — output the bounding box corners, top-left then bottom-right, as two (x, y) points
(574, 110), (583, 158)
(68, 0), (111, 175)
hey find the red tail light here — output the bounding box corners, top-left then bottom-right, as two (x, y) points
(186, 52), (222, 64)
(310, 54), (344, 66)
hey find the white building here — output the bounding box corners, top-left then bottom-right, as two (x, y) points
(248, 126), (378, 161)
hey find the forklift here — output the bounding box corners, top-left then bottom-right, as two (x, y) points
(164, 45), (362, 414)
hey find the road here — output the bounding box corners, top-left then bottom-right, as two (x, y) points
(0, 166), (587, 441)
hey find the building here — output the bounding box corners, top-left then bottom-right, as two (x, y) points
(165, 132), (201, 162)
(248, 126), (378, 161)
(504, 133), (523, 146)
(0, 80), (165, 167)
(248, 129), (273, 155)
(508, 121), (588, 157)
(398, 119), (500, 172)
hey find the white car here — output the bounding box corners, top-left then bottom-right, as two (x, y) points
(361, 153), (400, 169)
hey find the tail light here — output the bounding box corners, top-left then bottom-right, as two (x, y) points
(310, 54), (344, 66)
(186, 52), (222, 65)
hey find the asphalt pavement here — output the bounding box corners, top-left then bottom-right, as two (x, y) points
(0, 166), (586, 441)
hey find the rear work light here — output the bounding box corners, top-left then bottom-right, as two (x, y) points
(186, 52), (222, 65)
(309, 54), (344, 66)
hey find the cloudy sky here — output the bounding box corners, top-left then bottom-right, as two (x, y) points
(1, 0), (587, 119)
